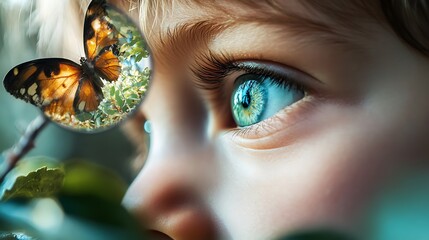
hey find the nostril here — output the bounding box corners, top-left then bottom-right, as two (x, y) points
(148, 230), (174, 240)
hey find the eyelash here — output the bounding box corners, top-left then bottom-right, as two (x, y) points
(233, 63), (305, 93)
(192, 52), (304, 93)
(192, 52), (307, 131)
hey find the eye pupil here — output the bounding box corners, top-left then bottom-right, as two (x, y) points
(240, 86), (252, 108)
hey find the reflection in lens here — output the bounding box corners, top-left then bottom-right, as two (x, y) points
(50, 0), (152, 131)
(3, 0), (151, 132)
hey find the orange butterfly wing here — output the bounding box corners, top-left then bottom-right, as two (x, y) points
(73, 74), (103, 113)
(94, 47), (121, 81)
(3, 59), (102, 116)
(84, 0), (121, 82)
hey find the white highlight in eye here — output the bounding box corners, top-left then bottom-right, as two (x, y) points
(13, 68), (19, 76)
(28, 83), (38, 96)
(144, 120), (151, 134)
(78, 101), (86, 112)
(20, 88), (25, 95)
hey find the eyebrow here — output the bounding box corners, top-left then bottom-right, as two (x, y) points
(148, 1), (374, 66)
(149, 21), (229, 67)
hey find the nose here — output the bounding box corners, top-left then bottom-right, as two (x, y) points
(122, 73), (219, 240)
(123, 149), (219, 240)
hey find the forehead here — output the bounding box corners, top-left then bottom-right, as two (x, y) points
(142, 0), (380, 38)
(141, 0), (382, 67)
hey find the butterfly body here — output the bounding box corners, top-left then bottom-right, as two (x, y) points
(80, 57), (104, 89)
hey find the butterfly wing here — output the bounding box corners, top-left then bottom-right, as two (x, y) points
(3, 59), (102, 116)
(73, 74), (103, 113)
(94, 46), (121, 81)
(84, 0), (121, 82)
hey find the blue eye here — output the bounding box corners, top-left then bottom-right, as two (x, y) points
(231, 73), (304, 127)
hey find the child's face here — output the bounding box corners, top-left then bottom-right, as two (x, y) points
(122, 1), (429, 239)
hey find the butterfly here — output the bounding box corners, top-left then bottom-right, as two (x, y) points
(3, 0), (121, 117)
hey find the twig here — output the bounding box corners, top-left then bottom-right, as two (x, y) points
(0, 115), (50, 183)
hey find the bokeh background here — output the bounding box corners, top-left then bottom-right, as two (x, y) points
(0, 0), (140, 183)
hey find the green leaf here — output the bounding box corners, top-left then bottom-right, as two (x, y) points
(129, 93), (139, 100)
(115, 90), (124, 109)
(101, 102), (117, 116)
(122, 86), (131, 92)
(125, 98), (135, 106)
(134, 54), (143, 63)
(0, 157), (64, 201)
(104, 108), (117, 116)
(110, 86), (115, 97)
(75, 112), (92, 121)
(61, 160), (127, 204)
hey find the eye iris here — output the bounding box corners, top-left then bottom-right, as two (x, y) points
(232, 78), (267, 127)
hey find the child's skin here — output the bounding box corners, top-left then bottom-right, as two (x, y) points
(121, 0), (429, 239)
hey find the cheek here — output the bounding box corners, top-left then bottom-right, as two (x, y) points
(213, 103), (413, 239)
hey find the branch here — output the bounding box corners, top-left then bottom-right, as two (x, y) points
(0, 115), (50, 183)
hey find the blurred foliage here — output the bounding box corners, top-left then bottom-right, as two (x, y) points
(0, 159), (146, 240)
(0, 157), (64, 201)
(60, 160), (126, 204)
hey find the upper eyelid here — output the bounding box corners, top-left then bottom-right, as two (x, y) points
(190, 52), (316, 94)
(190, 51), (234, 91)
(190, 52), (274, 92)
